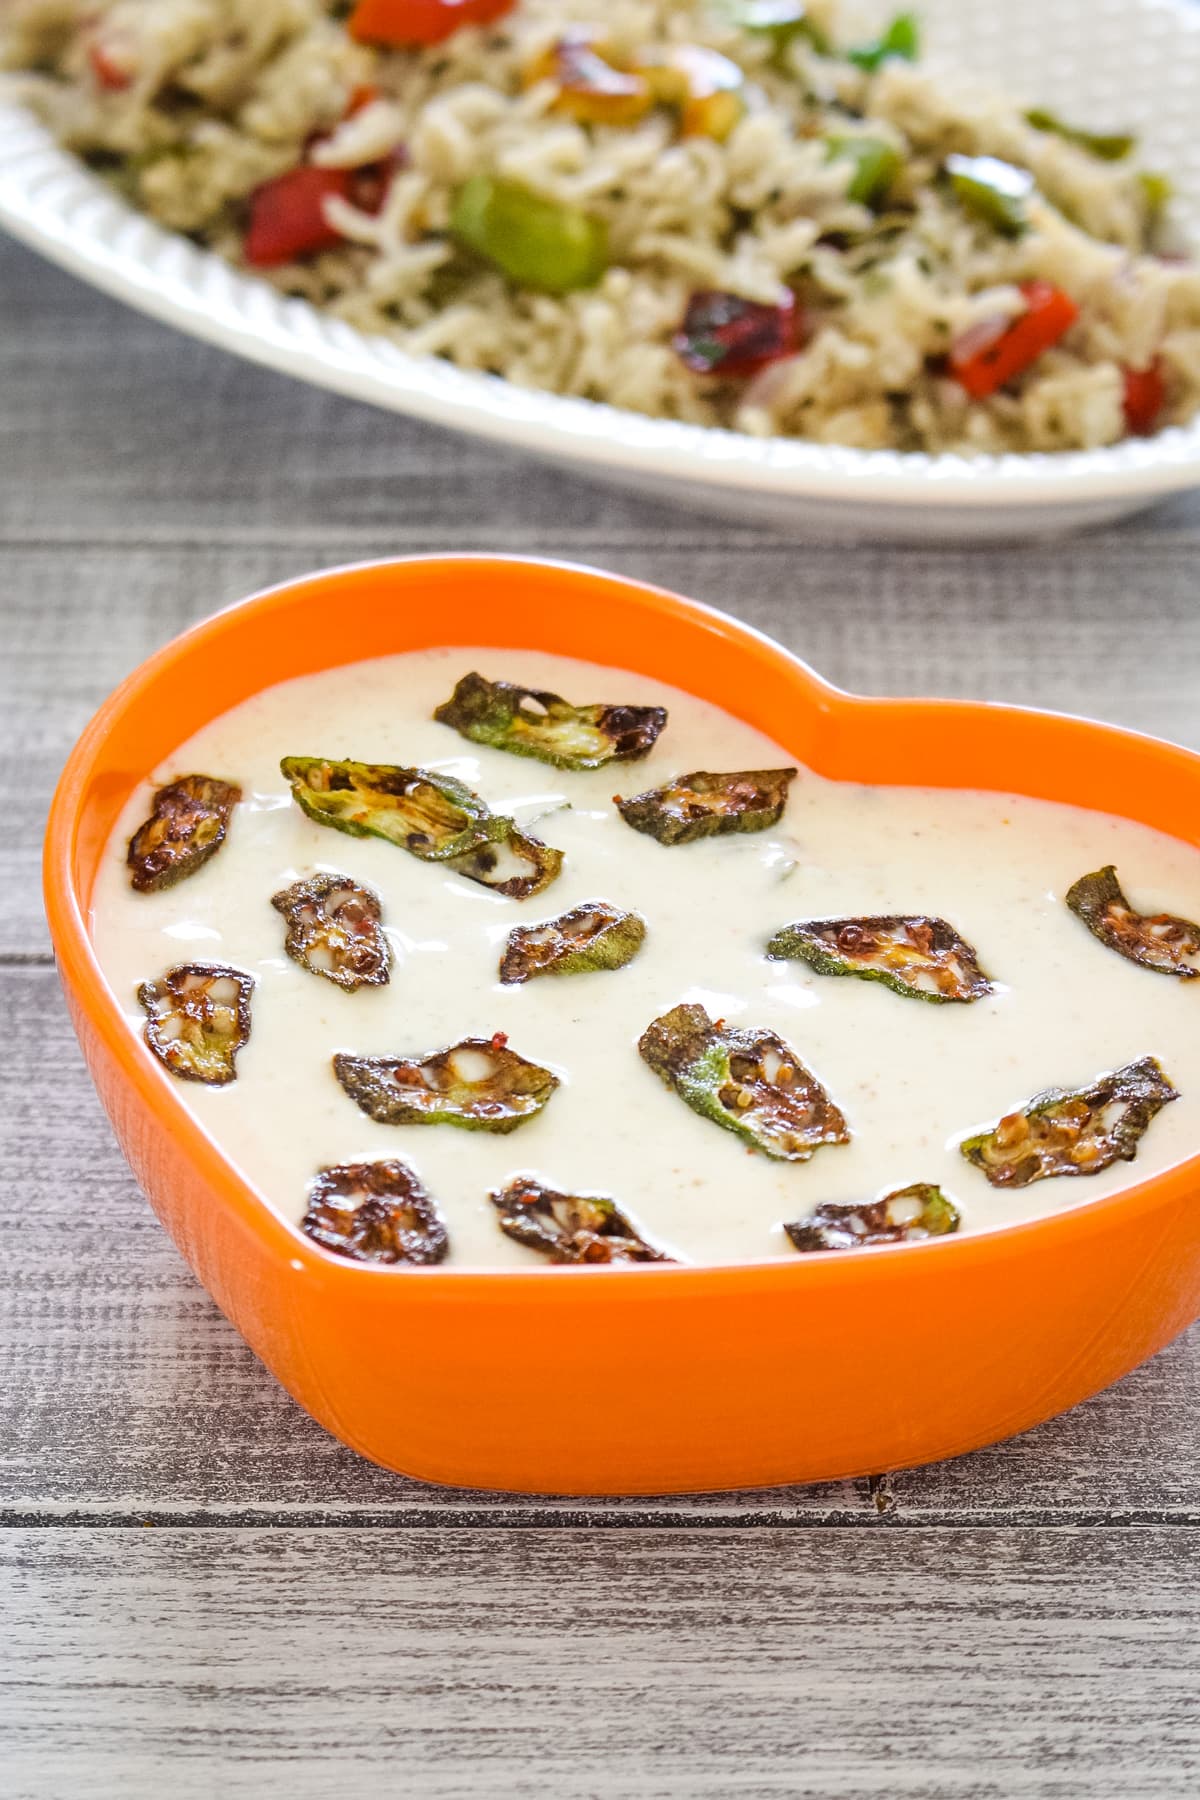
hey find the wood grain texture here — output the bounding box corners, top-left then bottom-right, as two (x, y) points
(6, 535), (1200, 955)
(3, 1528), (1199, 1799)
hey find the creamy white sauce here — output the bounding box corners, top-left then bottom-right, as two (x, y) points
(90, 647), (1200, 1268)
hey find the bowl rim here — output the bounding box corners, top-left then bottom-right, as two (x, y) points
(3, 79), (1200, 513)
(43, 552), (1200, 1293)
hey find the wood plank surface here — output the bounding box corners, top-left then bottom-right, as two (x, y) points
(4, 1527), (1200, 1800)
(8, 531), (1200, 955)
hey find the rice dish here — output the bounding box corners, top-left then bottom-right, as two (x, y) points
(6, 0), (1199, 453)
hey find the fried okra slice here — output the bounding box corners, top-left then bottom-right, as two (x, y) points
(280, 757), (562, 898)
(767, 915), (995, 1004)
(638, 1002), (849, 1162)
(334, 1033), (558, 1132)
(271, 873), (391, 992)
(617, 768), (796, 846)
(499, 900), (646, 985)
(303, 1160), (448, 1266)
(960, 1057), (1179, 1189)
(127, 774), (241, 893)
(434, 671), (667, 770)
(1066, 865), (1200, 980)
(137, 962), (254, 1085)
(443, 827), (564, 901)
(491, 1177), (672, 1264)
(785, 1184), (960, 1254)
(281, 756), (493, 859)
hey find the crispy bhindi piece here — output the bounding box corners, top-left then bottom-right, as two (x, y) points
(960, 1056), (1179, 1189)
(280, 756), (562, 898)
(333, 1033), (558, 1132)
(303, 1160), (448, 1265)
(127, 774), (240, 893)
(785, 1184), (960, 1253)
(767, 914), (994, 1003)
(638, 1002), (849, 1161)
(434, 671), (667, 770)
(1066, 865), (1200, 980)
(491, 1177), (672, 1264)
(281, 755), (492, 859)
(271, 873), (391, 992)
(499, 900), (646, 984)
(137, 962), (254, 1085)
(617, 768), (797, 846)
(444, 826), (564, 900)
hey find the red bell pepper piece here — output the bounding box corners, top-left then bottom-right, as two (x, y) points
(244, 157), (400, 268)
(348, 0), (515, 48)
(243, 158), (400, 268)
(1123, 360), (1166, 435)
(345, 83), (383, 118)
(88, 41), (134, 91)
(244, 166), (354, 268)
(949, 282), (1080, 400)
(674, 290), (804, 379)
(344, 148), (407, 217)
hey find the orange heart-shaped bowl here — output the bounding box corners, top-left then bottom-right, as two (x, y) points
(44, 557), (1200, 1495)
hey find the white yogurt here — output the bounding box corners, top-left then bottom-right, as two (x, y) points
(90, 646), (1200, 1267)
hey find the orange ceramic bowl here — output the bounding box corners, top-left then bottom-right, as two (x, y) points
(45, 557), (1200, 1495)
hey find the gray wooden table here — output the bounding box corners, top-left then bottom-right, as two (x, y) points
(2, 232), (1198, 1798)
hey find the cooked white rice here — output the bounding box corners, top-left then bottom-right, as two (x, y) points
(7, 0), (1200, 452)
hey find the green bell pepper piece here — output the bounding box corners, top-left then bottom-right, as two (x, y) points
(847, 12), (919, 72)
(827, 134), (904, 207)
(945, 154), (1034, 236)
(451, 175), (609, 294)
(1138, 170), (1173, 242)
(720, 0), (830, 59)
(1024, 108), (1135, 162)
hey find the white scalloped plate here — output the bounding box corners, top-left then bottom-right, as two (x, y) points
(3, 0), (1199, 539)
